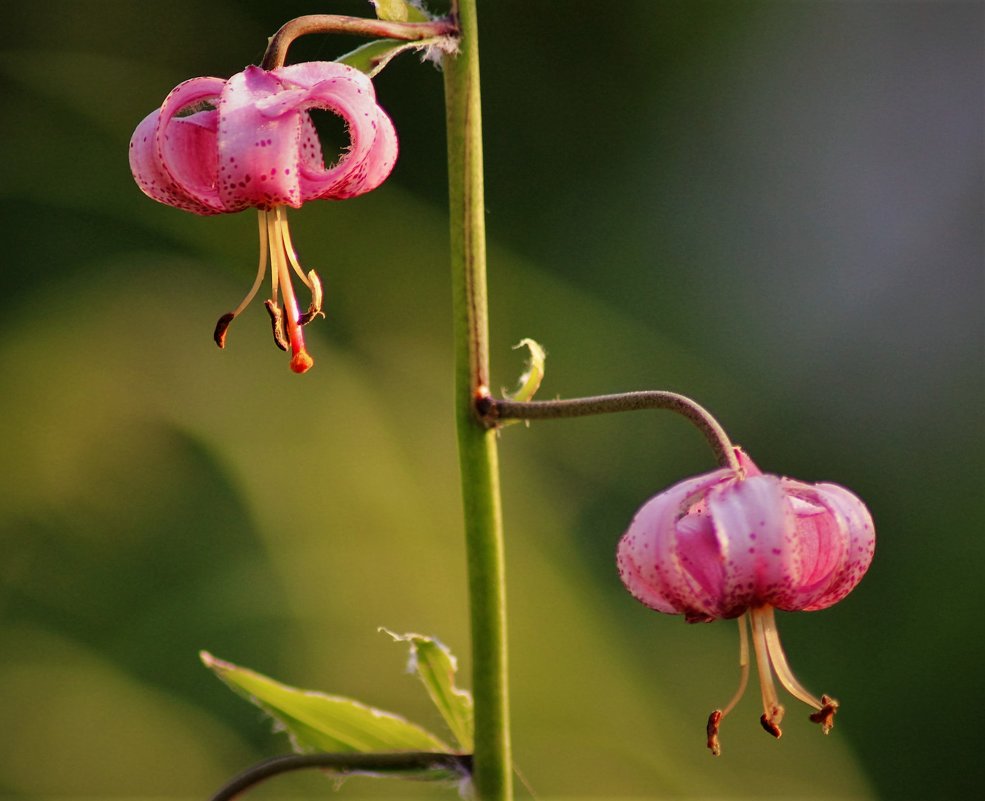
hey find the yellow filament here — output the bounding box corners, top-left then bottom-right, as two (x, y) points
(720, 613), (751, 718)
(750, 606), (784, 725)
(761, 605), (824, 710)
(268, 215), (297, 322)
(230, 211), (270, 317)
(267, 211), (282, 303)
(276, 205), (313, 289)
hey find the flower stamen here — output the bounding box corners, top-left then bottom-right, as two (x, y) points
(809, 695), (840, 735)
(750, 606), (785, 738)
(276, 206), (312, 289)
(762, 606), (824, 708)
(214, 211), (271, 348)
(761, 606), (839, 733)
(707, 612), (751, 756)
(266, 210), (313, 374)
(276, 206), (325, 327)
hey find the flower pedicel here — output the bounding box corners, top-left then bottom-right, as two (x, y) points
(129, 62), (397, 373)
(617, 448), (875, 755)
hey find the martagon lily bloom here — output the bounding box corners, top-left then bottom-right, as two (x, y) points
(129, 62), (397, 373)
(617, 448), (875, 755)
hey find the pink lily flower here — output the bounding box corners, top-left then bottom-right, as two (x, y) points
(616, 448), (875, 755)
(129, 62), (397, 373)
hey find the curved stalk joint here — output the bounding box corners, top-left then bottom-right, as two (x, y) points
(476, 390), (739, 471)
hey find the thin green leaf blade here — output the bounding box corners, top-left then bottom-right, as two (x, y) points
(336, 39), (432, 77)
(201, 651), (452, 754)
(384, 631), (474, 750)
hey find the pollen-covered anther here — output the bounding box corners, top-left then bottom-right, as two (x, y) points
(809, 694), (839, 734)
(706, 710), (724, 756)
(263, 299), (289, 351)
(213, 312), (235, 348)
(760, 708), (784, 739)
(297, 270), (325, 327)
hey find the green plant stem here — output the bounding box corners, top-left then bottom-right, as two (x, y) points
(443, 2), (512, 800)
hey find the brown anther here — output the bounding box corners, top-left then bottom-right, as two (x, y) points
(297, 306), (325, 327)
(263, 300), (289, 351)
(809, 694), (839, 735)
(706, 710), (723, 756)
(760, 713), (783, 739)
(213, 312), (235, 349)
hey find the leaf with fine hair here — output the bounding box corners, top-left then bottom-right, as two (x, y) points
(336, 38), (440, 78)
(200, 651), (453, 755)
(383, 630), (474, 750)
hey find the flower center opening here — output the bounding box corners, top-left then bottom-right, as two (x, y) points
(306, 108), (351, 171)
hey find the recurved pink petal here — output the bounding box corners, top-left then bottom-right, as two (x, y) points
(709, 475), (799, 612)
(130, 110), (221, 215)
(272, 62), (398, 200)
(337, 107), (398, 198)
(216, 66), (304, 211)
(617, 468), (733, 620)
(154, 76), (226, 213)
(674, 512), (727, 608)
(795, 482), (875, 610)
(775, 487), (848, 609)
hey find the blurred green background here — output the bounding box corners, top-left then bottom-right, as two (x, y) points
(1, 1), (981, 799)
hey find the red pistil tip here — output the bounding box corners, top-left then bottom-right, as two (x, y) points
(290, 350), (314, 374)
(706, 710), (723, 756)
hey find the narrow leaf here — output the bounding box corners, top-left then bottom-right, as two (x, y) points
(201, 651), (452, 754)
(383, 631), (474, 750)
(336, 38), (437, 78)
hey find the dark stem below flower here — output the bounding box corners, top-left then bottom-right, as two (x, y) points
(477, 391), (739, 471)
(208, 752), (472, 801)
(260, 15), (459, 70)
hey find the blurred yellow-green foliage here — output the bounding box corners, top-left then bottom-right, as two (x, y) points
(1, 1), (982, 799)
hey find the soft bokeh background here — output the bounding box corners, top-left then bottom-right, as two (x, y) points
(1, 1), (981, 799)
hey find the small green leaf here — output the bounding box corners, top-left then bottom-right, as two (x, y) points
(201, 651), (452, 754)
(371, 0), (430, 23)
(336, 39), (431, 78)
(505, 338), (547, 402)
(383, 631), (474, 751)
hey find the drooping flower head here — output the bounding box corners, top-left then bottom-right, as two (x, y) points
(617, 448), (875, 755)
(129, 62), (397, 373)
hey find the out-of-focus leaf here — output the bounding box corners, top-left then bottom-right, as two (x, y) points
(372, 0), (430, 23)
(200, 652), (452, 754)
(384, 630), (474, 750)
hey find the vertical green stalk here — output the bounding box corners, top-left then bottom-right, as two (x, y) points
(443, 2), (512, 800)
